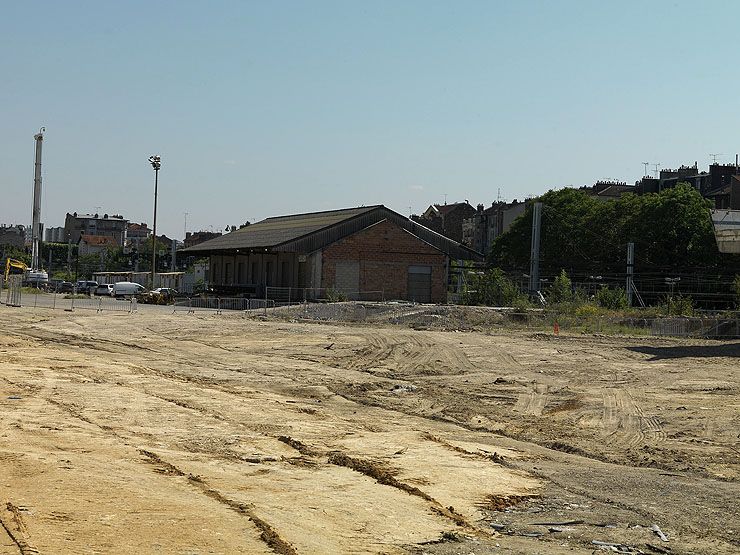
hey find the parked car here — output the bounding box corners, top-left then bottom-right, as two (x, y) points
(113, 281), (147, 298)
(94, 283), (114, 296)
(75, 280), (98, 294)
(57, 281), (74, 293)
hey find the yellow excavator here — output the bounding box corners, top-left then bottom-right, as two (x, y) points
(4, 258), (28, 281)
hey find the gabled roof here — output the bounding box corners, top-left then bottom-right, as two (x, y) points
(183, 205), (483, 261)
(184, 206), (379, 251)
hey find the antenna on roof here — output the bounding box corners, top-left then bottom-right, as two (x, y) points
(709, 153), (723, 164)
(443, 194), (447, 205)
(652, 163), (661, 178)
(642, 162), (650, 177)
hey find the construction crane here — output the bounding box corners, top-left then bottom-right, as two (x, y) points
(4, 258), (28, 281)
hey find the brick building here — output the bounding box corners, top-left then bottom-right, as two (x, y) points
(411, 202), (476, 243)
(78, 234), (118, 255)
(184, 230), (222, 249)
(64, 213), (128, 245)
(183, 205), (482, 303)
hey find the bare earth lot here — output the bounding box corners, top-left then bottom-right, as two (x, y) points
(0, 308), (738, 554)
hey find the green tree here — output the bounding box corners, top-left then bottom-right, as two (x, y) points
(548, 270), (573, 304)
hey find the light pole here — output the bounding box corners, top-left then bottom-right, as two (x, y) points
(149, 155), (161, 289)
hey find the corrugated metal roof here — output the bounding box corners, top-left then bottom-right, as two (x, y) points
(183, 206), (380, 251)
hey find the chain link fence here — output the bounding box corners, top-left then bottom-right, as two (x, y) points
(2, 283), (738, 339)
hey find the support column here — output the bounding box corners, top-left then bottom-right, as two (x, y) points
(528, 202), (543, 294)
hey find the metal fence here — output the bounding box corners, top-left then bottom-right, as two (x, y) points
(265, 287), (385, 303)
(173, 297), (276, 314)
(0, 289), (138, 313)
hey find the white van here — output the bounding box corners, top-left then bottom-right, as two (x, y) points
(113, 281), (147, 298)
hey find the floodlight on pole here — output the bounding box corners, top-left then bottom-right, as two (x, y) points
(149, 155), (161, 289)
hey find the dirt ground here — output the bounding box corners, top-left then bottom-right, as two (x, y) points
(0, 308), (737, 554)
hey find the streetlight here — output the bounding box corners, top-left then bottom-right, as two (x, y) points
(149, 155), (161, 289)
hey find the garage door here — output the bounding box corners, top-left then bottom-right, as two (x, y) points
(407, 265), (432, 303)
(335, 261), (360, 296)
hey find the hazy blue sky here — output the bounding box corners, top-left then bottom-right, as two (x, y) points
(2, 1), (738, 238)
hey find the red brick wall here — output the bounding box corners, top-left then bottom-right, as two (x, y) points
(321, 219), (447, 303)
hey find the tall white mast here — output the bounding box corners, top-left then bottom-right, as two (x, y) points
(31, 128), (45, 271)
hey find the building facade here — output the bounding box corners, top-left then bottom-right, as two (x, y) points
(183, 205), (483, 303)
(44, 226), (66, 243)
(411, 202), (476, 244)
(0, 225), (26, 249)
(64, 213), (128, 245)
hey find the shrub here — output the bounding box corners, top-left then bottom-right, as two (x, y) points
(547, 270), (573, 304)
(659, 294), (694, 316)
(595, 286), (628, 310)
(464, 268), (528, 307)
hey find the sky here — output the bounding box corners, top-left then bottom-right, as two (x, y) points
(2, 0), (739, 239)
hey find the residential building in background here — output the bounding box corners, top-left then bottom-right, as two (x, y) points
(78, 234), (118, 256)
(462, 201), (527, 255)
(635, 162), (739, 201)
(44, 226), (66, 243)
(579, 180), (636, 201)
(0, 225), (26, 249)
(411, 201), (476, 244)
(184, 231), (222, 249)
(64, 212), (128, 245)
(127, 222), (151, 242)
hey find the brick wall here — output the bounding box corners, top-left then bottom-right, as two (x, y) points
(321, 219), (447, 303)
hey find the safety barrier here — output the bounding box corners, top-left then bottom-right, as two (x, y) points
(265, 287), (384, 303)
(0, 291), (137, 313)
(173, 297), (276, 314)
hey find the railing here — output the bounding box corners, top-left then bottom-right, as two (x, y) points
(265, 287), (384, 303)
(173, 297), (276, 314)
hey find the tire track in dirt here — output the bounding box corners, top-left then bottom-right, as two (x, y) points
(0, 503), (38, 555)
(338, 330), (476, 377)
(5, 379), (292, 555)
(602, 389), (665, 447)
(138, 450), (297, 555)
(514, 383), (549, 416)
(276, 436), (479, 533)
(8, 373), (484, 543)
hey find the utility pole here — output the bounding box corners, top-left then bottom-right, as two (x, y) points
(528, 202), (543, 295)
(626, 242), (634, 307)
(149, 155), (161, 289)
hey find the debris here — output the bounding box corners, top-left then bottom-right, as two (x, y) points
(324, 343), (334, 350)
(651, 524), (668, 542)
(489, 523), (507, 531)
(530, 519), (584, 526)
(390, 384), (417, 394)
(7, 396), (22, 400)
(548, 527), (565, 533)
(645, 543), (671, 554)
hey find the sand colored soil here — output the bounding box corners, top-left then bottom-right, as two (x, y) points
(0, 309), (737, 554)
